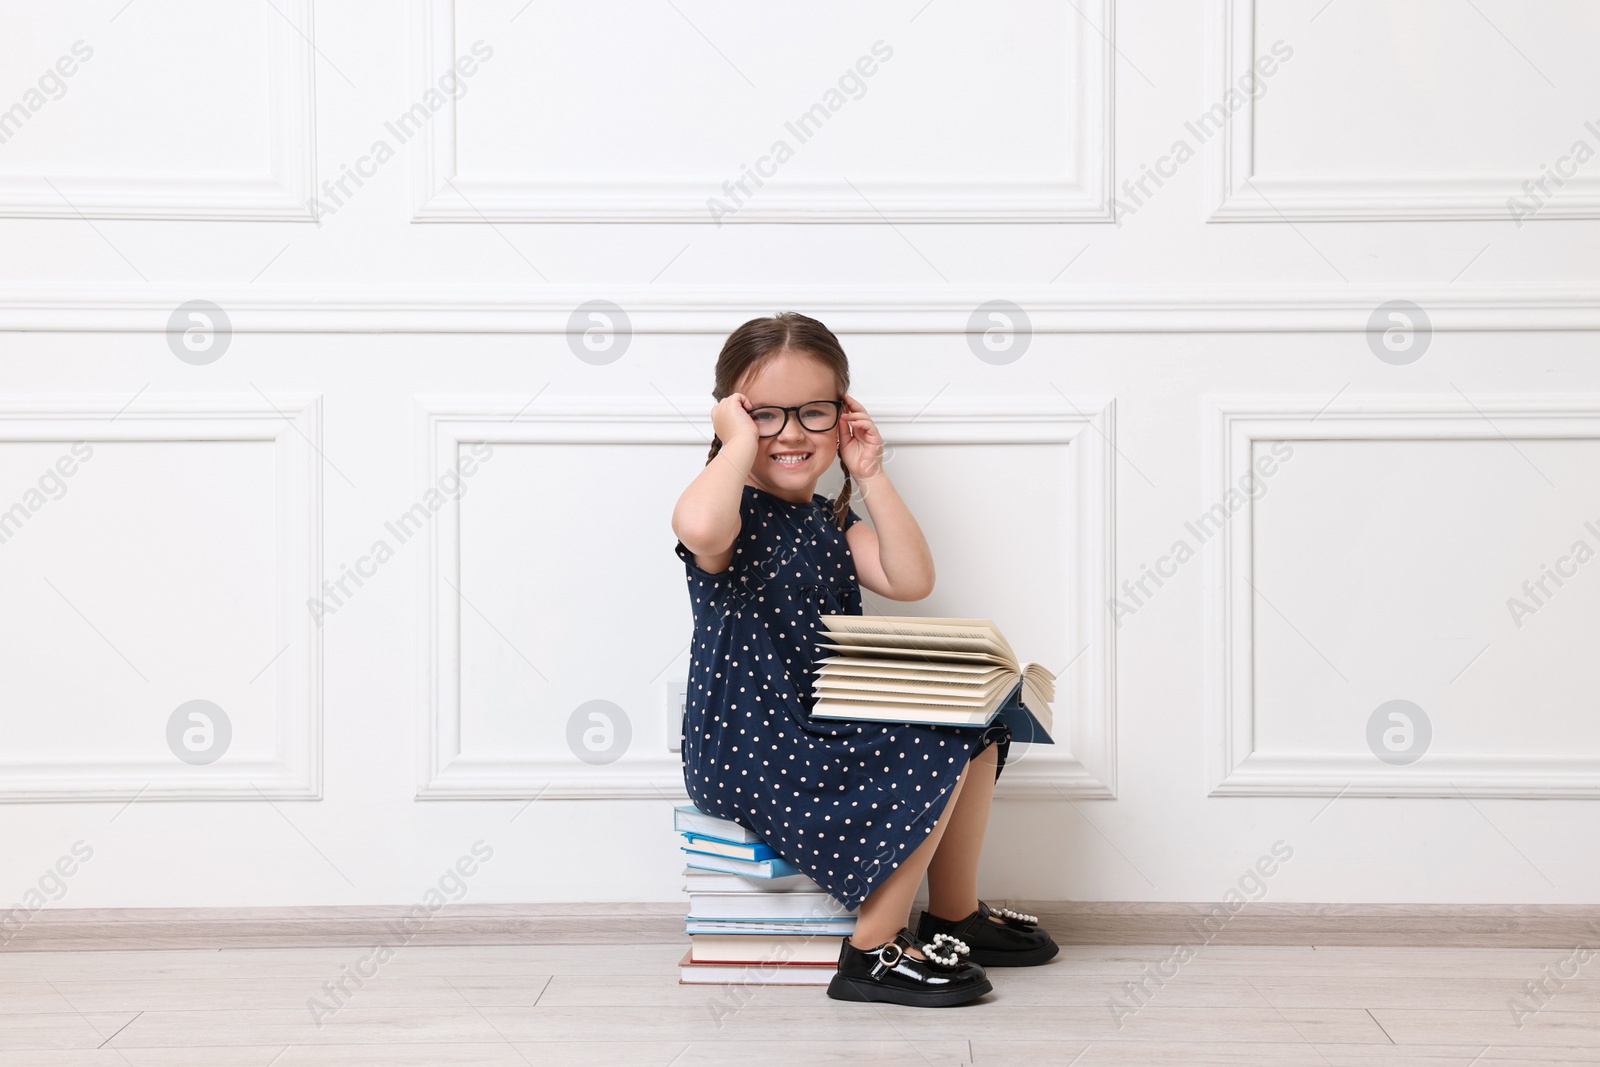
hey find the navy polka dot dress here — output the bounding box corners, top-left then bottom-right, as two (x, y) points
(674, 483), (1011, 912)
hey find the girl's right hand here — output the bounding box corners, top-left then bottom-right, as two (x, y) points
(711, 393), (760, 449)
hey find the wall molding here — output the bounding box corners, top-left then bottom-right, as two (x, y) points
(7, 900), (1599, 950)
(0, 283), (1597, 333)
(415, 396), (1116, 800)
(1207, 0), (1600, 222)
(0, 396), (323, 801)
(410, 0), (1113, 223)
(1206, 396), (1600, 798)
(0, 1), (317, 220)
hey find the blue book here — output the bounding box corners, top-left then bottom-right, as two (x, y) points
(992, 677), (1055, 746)
(682, 850), (801, 879)
(682, 832), (778, 862)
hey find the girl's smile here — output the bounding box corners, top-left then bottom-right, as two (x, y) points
(757, 420), (829, 492)
(769, 448), (815, 469)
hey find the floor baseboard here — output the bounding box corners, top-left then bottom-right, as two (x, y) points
(4, 901), (1597, 952)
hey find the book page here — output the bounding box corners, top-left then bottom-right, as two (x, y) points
(821, 615), (998, 633)
(819, 615), (1019, 667)
(822, 633), (1002, 655)
(815, 642), (1014, 667)
(813, 676), (1014, 703)
(813, 688), (999, 708)
(815, 660), (1014, 686)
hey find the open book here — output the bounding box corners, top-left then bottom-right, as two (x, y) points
(808, 615), (1056, 744)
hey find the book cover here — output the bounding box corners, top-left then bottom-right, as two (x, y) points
(678, 950), (837, 985)
(681, 833), (778, 862)
(683, 866), (816, 892)
(689, 932), (844, 964)
(688, 891), (855, 921)
(684, 917), (855, 935)
(673, 803), (763, 844)
(681, 850), (801, 880)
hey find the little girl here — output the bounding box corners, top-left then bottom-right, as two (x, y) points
(671, 312), (1058, 1007)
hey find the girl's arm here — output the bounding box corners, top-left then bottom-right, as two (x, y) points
(847, 470), (935, 601)
(837, 393), (935, 601)
(672, 396), (760, 574)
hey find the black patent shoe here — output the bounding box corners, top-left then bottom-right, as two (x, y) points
(826, 927), (992, 1007)
(915, 900), (1059, 967)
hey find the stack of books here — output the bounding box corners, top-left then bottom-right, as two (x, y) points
(809, 614), (1057, 743)
(675, 803), (854, 985)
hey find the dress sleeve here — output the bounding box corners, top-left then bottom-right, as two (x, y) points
(675, 538), (734, 582)
(816, 493), (863, 533)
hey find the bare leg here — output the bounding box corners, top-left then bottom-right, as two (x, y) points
(925, 740), (1002, 924)
(848, 754), (972, 960)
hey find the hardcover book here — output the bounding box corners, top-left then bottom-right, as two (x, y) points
(681, 850), (801, 879)
(689, 932), (844, 964)
(673, 803), (763, 844)
(682, 866), (815, 892)
(678, 950), (837, 985)
(681, 832), (778, 862)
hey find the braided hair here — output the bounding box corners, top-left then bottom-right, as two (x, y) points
(705, 311), (854, 531)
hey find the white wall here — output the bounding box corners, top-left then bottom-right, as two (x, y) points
(1, 0), (1597, 913)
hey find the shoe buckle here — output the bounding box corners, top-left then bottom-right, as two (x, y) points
(869, 941), (903, 979)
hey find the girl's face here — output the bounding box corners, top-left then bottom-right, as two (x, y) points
(737, 350), (841, 502)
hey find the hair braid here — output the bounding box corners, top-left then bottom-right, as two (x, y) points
(830, 462), (853, 531)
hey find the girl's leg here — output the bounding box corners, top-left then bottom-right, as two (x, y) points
(848, 755), (972, 960)
(924, 739), (1000, 923)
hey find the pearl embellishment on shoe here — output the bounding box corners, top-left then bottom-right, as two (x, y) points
(922, 932), (971, 967)
(992, 906), (1038, 925)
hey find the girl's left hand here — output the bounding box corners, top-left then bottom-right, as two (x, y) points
(836, 392), (883, 480)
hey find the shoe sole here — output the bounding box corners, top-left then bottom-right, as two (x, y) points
(825, 973), (993, 1007)
(966, 942), (1060, 967)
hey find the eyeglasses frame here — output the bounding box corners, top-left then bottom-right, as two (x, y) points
(747, 398), (845, 438)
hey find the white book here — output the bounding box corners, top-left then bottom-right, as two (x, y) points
(688, 891), (855, 921)
(684, 918), (855, 935)
(689, 932), (844, 964)
(673, 803), (763, 843)
(678, 950), (836, 985)
(682, 867), (816, 893)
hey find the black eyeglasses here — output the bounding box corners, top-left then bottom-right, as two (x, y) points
(747, 399), (843, 438)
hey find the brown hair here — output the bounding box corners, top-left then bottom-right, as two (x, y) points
(705, 311), (854, 530)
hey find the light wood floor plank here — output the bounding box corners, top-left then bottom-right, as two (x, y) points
(0, 1012), (141, 1052)
(1369, 1007), (1600, 1047)
(1253, 974), (1600, 1012)
(3, 940), (1596, 1063)
(1, 1039), (976, 1067)
(972, 1039), (1600, 1066)
(0, 975), (555, 1013)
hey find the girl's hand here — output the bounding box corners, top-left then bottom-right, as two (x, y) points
(711, 393), (760, 449)
(836, 392), (883, 480)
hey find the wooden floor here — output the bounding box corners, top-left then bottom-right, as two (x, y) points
(2, 940), (1598, 1065)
